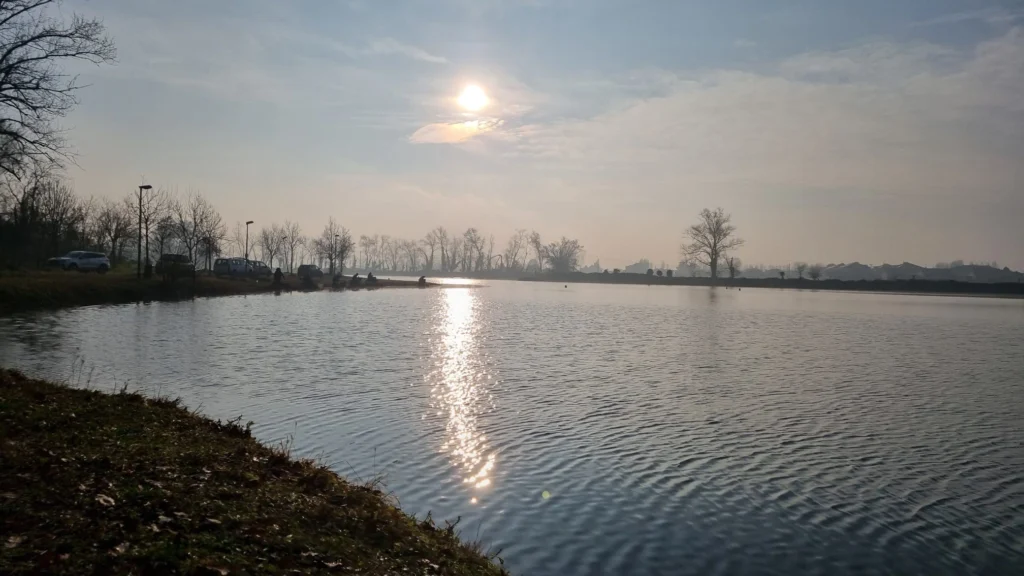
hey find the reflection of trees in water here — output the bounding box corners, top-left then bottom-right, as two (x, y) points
(4, 315), (67, 353)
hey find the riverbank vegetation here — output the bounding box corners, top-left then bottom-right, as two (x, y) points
(526, 272), (1024, 297)
(0, 369), (505, 575)
(0, 271), (434, 315)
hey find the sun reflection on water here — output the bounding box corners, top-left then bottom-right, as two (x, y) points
(430, 288), (496, 501)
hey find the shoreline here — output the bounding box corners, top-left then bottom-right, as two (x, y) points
(0, 368), (506, 575)
(0, 271), (449, 316)
(522, 273), (1024, 299)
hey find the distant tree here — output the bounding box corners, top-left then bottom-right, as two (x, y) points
(169, 192), (224, 265)
(808, 264), (822, 281)
(779, 270), (786, 280)
(726, 256), (741, 279)
(656, 269), (663, 277)
(0, 0), (116, 178)
(314, 218), (352, 275)
(503, 229), (528, 271)
(282, 221), (303, 272)
(256, 224), (285, 269)
(612, 268), (620, 274)
(139, 187), (169, 265)
(420, 229), (440, 271)
(543, 237), (584, 273)
(681, 207), (744, 279)
(152, 216), (177, 260)
(434, 227), (449, 271)
(529, 231), (544, 273)
(795, 262), (808, 280)
(94, 197), (132, 266)
(646, 268), (654, 276)
(666, 269), (673, 278)
(603, 269), (609, 274)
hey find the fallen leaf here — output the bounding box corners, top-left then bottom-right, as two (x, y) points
(5, 535), (24, 549)
(96, 494), (115, 507)
(158, 515), (172, 523)
(205, 518), (222, 525)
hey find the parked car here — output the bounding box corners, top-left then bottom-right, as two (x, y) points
(48, 251), (110, 273)
(248, 260), (272, 278)
(213, 257), (249, 277)
(296, 264), (323, 282)
(154, 254), (195, 276)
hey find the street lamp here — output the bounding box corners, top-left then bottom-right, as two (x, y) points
(244, 220), (254, 262)
(137, 184), (152, 279)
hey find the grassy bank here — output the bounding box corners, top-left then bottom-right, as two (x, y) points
(0, 271), (435, 315)
(0, 369), (505, 575)
(525, 272), (1024, 298)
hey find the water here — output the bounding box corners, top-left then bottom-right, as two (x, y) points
(2, 282), (1023, 575)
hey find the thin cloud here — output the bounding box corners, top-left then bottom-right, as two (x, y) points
(501, 29), (1023, 197)
(912, 7), (1023, 28)
(409, 119), (504, 144)
(365, 38), (449, 64)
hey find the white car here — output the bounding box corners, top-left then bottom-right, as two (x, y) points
(49, 251), (111, 273)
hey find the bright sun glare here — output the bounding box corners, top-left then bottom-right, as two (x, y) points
(457, 85), (489, 111)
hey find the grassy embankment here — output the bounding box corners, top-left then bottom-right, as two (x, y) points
(525, 272), (1024, 298)
(0, 270), (434, 315)
(0, 369), (505, 575)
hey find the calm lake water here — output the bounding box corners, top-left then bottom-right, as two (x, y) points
(2, 282), (1023, 575)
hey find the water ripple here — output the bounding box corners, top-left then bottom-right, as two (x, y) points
(1, 284), (1023, 575)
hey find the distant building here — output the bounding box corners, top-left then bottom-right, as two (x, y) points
(624, 258), (652, 274)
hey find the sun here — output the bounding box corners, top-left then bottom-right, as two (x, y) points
(457, 85), (489, 111)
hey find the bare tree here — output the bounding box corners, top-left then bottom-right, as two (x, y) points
(462, 228), (483, 271)
(314, 218), (353, 275)
(256, 224), (286, 269)
(140, 187), (168, 264)
(808, 264), (822, 281)
(169, 192), (224, 265)
(681, 207), (744, 280)
(283, 221), (302, 272)
(543, 237), (584, 273)
(37, 179), (79, 257)
(794, 262), (808, 280)
(447, 235), (464, 272)
(152, 215), (177, 259)
(226, 221), (247, 257)
(726, 256), (742, 279)
(503, 229), (528, 271)
(529, 231), (544, 273)
(0, 1), (116, 178)
(421, 229), (440, 271)
(400, 239), (419, 271)
(94, 197), (132, 266)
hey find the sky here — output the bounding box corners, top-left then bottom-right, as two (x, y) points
(61, 0), (1024, 269)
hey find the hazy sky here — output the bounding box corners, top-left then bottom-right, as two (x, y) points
(63, 0), (1023, 269)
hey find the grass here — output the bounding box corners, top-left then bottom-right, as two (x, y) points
(0, 369), (506, 575)
(0, 270), (435, 315)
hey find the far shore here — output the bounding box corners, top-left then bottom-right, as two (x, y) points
(0, 270), (452, 315)
(523, 272), (1024, 299)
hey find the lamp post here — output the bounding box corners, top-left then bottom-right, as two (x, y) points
(137, 185), (152, 279)
(244, 220), (254, 262)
